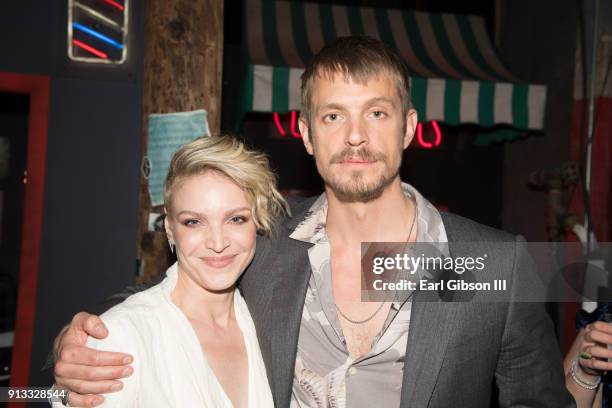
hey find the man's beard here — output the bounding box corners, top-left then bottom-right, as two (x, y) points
(315, 145), (401, 203)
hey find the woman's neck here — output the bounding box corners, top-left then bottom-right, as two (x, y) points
(170, 267), (236, 329)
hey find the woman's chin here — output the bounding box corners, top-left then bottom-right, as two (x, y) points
(199, 277), (240, 294)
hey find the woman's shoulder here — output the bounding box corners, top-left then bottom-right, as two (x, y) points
(105, 280), (167, 315)
(87, 287), (173, 360)
(96, 281), (171, 340)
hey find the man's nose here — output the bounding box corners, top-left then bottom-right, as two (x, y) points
(206, 226), (230, 253)
(345, 118), (368, 147)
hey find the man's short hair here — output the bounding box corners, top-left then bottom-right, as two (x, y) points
(300, 35), (412, 124)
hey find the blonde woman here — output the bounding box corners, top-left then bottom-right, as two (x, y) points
(55, 136), (287, 407)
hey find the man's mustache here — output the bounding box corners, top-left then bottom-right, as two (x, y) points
(330, 148), (387, 164)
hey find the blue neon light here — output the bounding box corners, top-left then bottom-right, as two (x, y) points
(72, 22), (124, 49)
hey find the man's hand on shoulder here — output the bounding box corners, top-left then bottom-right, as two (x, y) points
(53, 312), (134, 407)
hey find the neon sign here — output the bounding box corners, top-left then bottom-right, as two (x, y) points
(416, 120), (442, 149)
(273, 111), (301, 138)
(68, 0), (129, 64)
(272, 111), (442, 148)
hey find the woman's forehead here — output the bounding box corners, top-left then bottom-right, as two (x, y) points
(171, 172), (251, 208)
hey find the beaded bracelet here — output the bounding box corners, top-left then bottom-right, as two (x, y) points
(571, 358), (602, 390)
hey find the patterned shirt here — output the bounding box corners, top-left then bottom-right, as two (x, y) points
(289, 183), (448, 408)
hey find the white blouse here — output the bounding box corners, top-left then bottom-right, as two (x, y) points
(56, 263), (273, 407)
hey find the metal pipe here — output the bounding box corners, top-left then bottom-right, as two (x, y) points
(584, 0), (601, 235)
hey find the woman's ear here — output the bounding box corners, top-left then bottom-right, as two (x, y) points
(164, 209), (174, 242)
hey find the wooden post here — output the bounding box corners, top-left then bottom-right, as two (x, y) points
(137, 0), (224, 283)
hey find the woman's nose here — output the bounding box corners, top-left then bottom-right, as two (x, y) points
(206, 226), (230, 253)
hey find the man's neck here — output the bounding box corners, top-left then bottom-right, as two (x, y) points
(325, 179), (415, 245)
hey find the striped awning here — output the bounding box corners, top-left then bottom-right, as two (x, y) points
(243, 0), (547, 131)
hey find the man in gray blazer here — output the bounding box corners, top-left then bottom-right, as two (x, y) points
(53, 36), (575, 407)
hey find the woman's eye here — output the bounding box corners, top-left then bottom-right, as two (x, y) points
(183, 219), (199, 227)
(230, 216), (247, 224)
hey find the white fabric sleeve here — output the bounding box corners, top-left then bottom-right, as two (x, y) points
(85, 313), (142, 408)
(49, 313), (141, 408)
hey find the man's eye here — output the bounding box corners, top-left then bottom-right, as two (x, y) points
(323, 113), (339, 122)
(371, 111), (387, 119)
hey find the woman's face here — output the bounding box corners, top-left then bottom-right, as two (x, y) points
(165, 171), (257, 293)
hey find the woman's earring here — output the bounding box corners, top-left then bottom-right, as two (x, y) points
(168, 239), (175, 254)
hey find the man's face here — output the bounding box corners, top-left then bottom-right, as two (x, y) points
(299, 72), (417, 202)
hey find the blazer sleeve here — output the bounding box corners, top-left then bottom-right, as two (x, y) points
(495, 236), (576, 407)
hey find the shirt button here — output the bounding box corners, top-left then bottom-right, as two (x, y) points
(348, 367), (357, 376)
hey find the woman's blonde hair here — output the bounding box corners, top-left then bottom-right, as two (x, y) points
(164, 135), (290, 236)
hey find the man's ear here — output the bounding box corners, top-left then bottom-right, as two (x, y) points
(403, 108), (418, 149)
(299, 116), (314, 156)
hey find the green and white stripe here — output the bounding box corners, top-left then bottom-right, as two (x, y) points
(245, 65), (547, 130)
(243, 0), (547, 130)
(247, 0), (516, 80)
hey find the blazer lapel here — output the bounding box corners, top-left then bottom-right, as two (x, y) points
(400, 213), (462, 407)
(399, 290), (460, 407)
(270, 235), (313, 407)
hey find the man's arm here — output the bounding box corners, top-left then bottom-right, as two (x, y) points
(494, 237), (576, 407)
(53, 283), (156, 407)
(53, 316), (141, 407)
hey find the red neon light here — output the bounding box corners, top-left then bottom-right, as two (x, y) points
(101, 0), (125, 11)
(273, 112), (286, 136)
(72, 39), (109, 59)
(290, 111), (301, 138)
(273, 113), (439, 146)
(430, 120), (442, 147)
(416, 121), (443, 149)
(416, 123), (432, 149)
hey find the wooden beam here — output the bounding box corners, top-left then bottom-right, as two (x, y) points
(137, 0), (224, 283)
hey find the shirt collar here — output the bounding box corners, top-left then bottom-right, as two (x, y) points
(289, 182), (448, 244)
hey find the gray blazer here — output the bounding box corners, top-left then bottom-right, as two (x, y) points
(239, 197), (576, 408)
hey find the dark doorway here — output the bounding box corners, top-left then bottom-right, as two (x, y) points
(0, 92), (28, 386)
(0, 73), (49, 391)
